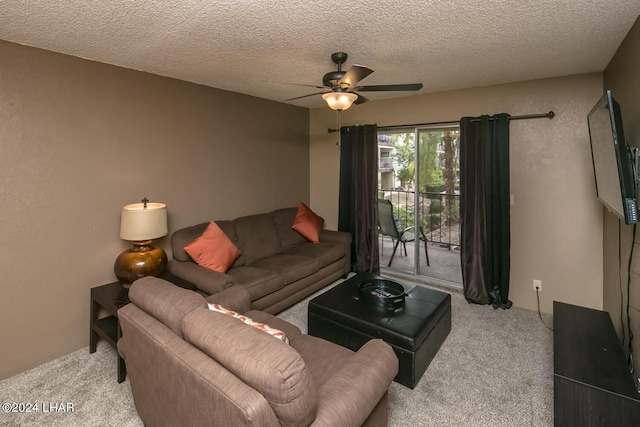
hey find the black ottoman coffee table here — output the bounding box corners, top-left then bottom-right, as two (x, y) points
(308, 273), (451, 388)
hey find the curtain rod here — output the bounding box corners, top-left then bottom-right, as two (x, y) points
(327, 110), (555, 133)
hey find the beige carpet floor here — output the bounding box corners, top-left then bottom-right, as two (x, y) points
(0, 276), (554, 426)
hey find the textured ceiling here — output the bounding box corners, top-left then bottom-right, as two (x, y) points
(1, 1), (639, 109)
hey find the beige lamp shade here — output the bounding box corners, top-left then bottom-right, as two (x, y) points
(120, 202), (167, 241)
(322, 91), (358, 111)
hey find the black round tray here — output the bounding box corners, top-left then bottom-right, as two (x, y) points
(358, 278), (406, 311)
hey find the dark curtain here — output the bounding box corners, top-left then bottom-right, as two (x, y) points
(460, 114), (512, 309)
(338, 125), (380, 274)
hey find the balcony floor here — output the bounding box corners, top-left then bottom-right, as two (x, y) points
(378, 236), (462, 285)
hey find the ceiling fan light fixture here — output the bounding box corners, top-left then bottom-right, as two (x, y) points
(322, 91), (358, 111)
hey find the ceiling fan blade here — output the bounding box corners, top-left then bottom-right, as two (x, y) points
(278, 82), (327, 90)
(353, 83), (423, 92)
(354, 93), (369, 105)
(338, 65), (374, 89)
(284, 92), (326, 101)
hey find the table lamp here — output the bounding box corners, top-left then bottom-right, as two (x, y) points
(114, 197), (168, 287)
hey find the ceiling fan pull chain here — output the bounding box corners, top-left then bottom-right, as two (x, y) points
(336, 110), (341, 149)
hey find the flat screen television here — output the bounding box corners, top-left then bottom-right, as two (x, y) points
(587, 90), (638, 224)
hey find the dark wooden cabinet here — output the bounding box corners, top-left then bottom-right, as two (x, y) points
(554, 301), (640, 426)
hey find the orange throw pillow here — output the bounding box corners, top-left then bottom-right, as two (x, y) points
(292, 202), (324, 243)
(184, 221), (241, 273)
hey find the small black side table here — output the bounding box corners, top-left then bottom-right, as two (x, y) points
(89, 280), (128, 382)
(89, 272), (197, 383)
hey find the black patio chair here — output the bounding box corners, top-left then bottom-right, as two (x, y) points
(377, 198), (430, 267)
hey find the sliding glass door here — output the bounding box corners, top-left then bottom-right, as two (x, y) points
(377, 126), (462, 286)
(416, 126), (461, 284)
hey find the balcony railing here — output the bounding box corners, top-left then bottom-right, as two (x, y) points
(378, 188), (460, 249)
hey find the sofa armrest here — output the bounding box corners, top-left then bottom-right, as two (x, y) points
(310, 339), (398, 427)
(319, 229), (351, 245)
(319, 229), (352, 275)
(204, 285), (251, 313)
(167, 259), (234, 295)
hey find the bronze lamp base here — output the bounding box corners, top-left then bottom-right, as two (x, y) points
(114, 240), (167, 287)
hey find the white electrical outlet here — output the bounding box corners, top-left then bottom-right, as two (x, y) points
(533, 279), (542, 292)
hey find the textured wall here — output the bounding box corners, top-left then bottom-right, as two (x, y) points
(603, 15), (640, 378)
(310, 73), (603, 315)
(0, 40), (309, 379)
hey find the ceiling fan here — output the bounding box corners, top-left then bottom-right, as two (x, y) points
(285, 52), (423, 111)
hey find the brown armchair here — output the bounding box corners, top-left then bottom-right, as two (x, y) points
(118, 277), (398, 427)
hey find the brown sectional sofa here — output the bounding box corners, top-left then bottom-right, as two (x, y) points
(118, 276), (398, 427)
(168, 207), (352, 313)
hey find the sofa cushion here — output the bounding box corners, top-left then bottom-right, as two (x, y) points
(184, 221), (241, 273)
(128, 277), (207, 338)
(270, 207), (306, 252)
(183, 309), (318, 427)
(250, 254), (319, 284)
(234, 214), (282, 265)
(284, 242), (344, 269)
(208, 303), (289, 344)
(291, 202), (324, 243)
(226, 266), (284, 300)
(216, 220), (247, 268)
(171, 222), (208, 262)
